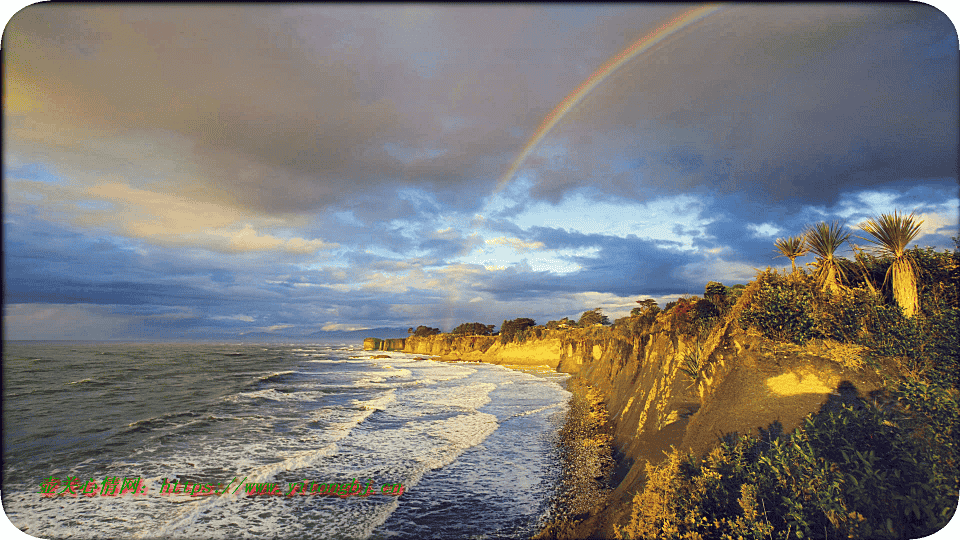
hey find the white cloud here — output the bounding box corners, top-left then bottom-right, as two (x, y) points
(212, 314), (256, 322)
(8, 180), (339, 254)
(484, 236), (545, 252)
(321, 323), (370, 332)
(679, 257), (759, 287)
(915, 210), (959, 241)
(265, 325), (294, 332)
(747, 222), (781, 237)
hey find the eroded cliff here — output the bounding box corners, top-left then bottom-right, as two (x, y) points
(365, 314), (881, 537)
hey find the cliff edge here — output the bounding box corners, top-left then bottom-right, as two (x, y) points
(365, 314), (882, 537)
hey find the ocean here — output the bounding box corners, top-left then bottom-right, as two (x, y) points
(2, 342), (571, 539)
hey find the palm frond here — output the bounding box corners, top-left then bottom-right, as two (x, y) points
(857, 212), (923, 317)
(679, 343), (704, 387)
(858, 211), (923, 258)
(805, 221), (851, 259)
(775, 235), (809, 273)
(805, 221), (850, 293)
(774, 236), (808, 259)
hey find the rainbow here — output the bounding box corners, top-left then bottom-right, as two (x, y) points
(496, 4), (724, 193)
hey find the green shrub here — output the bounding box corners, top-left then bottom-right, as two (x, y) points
(726, 283), (748, 306)
(578, 308), (609, 326)
(738, 271), (818, 344)
(861, 302), (922, 362)
(410, 325), (441, 337)
(617, 383), (960, 540)
(810, 286), (874, 343)
(614, 316), (648, 337)
(921, 307), (960, 388)
(705, 281), (729, 313)
(666, 297), (703, 335)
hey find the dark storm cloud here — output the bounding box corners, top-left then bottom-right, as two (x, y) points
(5, 5), (954, 248)
(527, 4), (957, 208)
(6, 4), (645, 218)
(4, 4), (956, 340)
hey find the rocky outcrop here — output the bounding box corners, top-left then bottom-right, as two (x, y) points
(365, 315), (882, 537)
(362, 337), (406, 351)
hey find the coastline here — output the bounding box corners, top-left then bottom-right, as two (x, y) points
(534, 376), (616, 540)
(407, 353), (615, 538)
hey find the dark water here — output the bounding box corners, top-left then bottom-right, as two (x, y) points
(2, 342), (570, 539)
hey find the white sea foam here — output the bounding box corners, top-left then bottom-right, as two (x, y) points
(4, 345), (567, 539)
(419, 382), (497, 410)
(227, 388), (320, 403)
(257, 370), (297, 381)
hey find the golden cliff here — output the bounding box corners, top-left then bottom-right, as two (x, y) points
(365, 314), (880, 536)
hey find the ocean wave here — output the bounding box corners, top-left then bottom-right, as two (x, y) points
(256, 370), (298, 383)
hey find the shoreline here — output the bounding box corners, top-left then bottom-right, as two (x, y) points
(535, 377), (616, 540)
(407, 353), (616, 538)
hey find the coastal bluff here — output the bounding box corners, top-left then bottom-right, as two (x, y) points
(366, 333), (568, 367)
(364, 317), (881, 537)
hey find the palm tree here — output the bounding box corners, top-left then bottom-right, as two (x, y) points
(805, 221), (851, 294)
(858, 211), (923, 318)
(774, 235), (809, 273)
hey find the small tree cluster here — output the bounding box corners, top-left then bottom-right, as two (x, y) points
(619, 299), (660, 335)
(499, 317), (536, 343)
(408, 325), (441, 337)
(545, 317), (573, 330)
(630, 299), (660, 319)
(577, 308), (609, 327)
(704, 281), (729, 313)
(450, 322), (495, 336)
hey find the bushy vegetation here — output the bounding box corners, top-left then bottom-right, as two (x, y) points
(616, 217), (958, 539)
(546, 317), (574, 330)
(617, 376), (959, 540)
(736, 238), (958, 388)
(408, 325), (441, 337)
(578, 308), (610, 327)
(738, 270), (822, 345)
(500, 317), (536, 343)
(450, 322), (495, 336)
(661, 296), (722, 337)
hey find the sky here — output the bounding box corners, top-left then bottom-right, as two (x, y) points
(3, 3), (959, 341)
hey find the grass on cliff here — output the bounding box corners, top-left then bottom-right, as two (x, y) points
(616, 243), (959, 540)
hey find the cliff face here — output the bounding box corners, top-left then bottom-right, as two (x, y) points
(365, 316), (881, 536)
(549, 318), (881, 536)
(362, 337), (407, 351)
(403, 332), (568, 368)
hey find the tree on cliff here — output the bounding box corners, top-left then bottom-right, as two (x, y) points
(577, 308), (609, 326)
(451, 322), (495, 336)
(411, 325), (441, 337)
(545, 317), (572, 330)
(631, 299), (660, 317)
(704, 282), (728, 312)
(500, 318), (536, 343)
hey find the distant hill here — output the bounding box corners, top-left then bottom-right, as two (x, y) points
(234, 326), (410, 343)
(304, 327), (411, 342)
